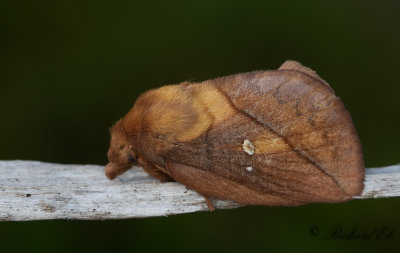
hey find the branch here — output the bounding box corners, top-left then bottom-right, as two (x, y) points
(0, 160), (399, 221)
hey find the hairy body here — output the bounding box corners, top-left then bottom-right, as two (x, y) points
(105, 61), (364, 209)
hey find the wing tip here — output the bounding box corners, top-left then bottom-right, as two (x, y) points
(279, 60), (335, 93)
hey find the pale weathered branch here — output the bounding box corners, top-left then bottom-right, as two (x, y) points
(0, 160), (399, 221)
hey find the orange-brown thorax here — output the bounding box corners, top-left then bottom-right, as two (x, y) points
(105, 82), (233, 179)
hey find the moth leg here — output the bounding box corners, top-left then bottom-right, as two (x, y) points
(105, 163), (131, 180)
(204, 196), (215, 212)
(139, 159), (174, 182)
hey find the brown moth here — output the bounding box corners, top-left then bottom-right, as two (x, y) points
(105, 60), (364, 210)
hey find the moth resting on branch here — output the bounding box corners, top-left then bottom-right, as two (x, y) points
(105, 60), (364, 211)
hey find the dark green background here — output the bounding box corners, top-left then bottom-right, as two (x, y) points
(1, 0), (399, 252)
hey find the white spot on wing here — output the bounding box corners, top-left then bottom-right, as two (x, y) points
(242, 139), (255, 155)
(245, 166), (253, 172)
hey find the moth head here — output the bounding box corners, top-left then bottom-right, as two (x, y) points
(105, 119), (137, 180)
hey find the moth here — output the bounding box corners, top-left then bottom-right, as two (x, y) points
(105, 60), (365, 210)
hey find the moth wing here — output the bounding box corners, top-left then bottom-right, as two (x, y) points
(217, 61), (364, 195)
(278, 60), (333, 92)
(153, 61), (363, 205)
(164, 159), (303, 206)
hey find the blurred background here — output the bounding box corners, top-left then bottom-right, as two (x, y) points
(1, 0), (399, 252)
